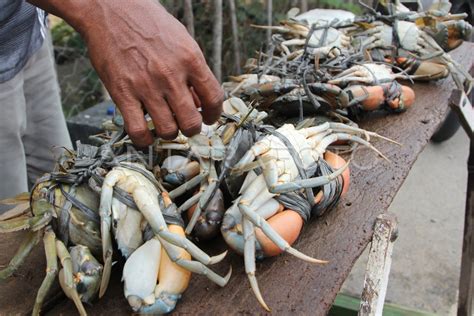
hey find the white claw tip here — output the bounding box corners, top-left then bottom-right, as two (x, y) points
(210, 250), (228, 265)
(249, 274), (271, 312)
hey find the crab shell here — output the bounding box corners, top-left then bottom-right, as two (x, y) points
(32, 182), (102, 258)
(294, 8), (355, 26)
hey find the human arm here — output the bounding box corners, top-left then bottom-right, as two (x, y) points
(28, 0), (224, 146)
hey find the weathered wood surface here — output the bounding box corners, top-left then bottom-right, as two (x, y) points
(359, 213), (398, 316)
(1, 43), (473, 316)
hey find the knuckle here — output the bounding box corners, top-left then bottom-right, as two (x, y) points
(127, 125), (148, 139)
(110, 77), (136, 101)
(158, 129), (179, 140)
(205, 88), (225, 108)
(180, 115), (202, 136)
(156, 121), (178, 140)
(157, 64), (176, 79)
(187, 50), (205, 68)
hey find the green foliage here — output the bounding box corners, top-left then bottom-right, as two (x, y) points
(318, 0), (363, 14)
(51, 21), (86, 61)
(51, 20), (103, 117)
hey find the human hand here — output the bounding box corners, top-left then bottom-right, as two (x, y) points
(29, 0), (224, 146)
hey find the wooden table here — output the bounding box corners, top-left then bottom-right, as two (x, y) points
(1, 43), (473, 316)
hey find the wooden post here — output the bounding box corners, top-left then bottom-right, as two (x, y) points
(455, 81), (474, 316)
(458, 140), (474, 316)
(266, 0), (273, 48)
(228, 0), (241, 74)
(300, 0), (308, 12)
(183, 0), (195, 38)
(212, 0), (223, 82)
(448, 67), (474, 316)
(359, 213), (398, 316)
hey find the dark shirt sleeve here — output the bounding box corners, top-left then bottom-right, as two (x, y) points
(0, 0), (23, 22)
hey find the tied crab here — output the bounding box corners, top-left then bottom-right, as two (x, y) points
(251, 10), (352, 59)
(155, 97), (268, 241)
(99, 162), (232, 313)
(349, 1), (473, 92)
(155, 123), (227, 241)
(247, 66), (415, 116)
(0, 170), (103, 316)
(221, 122), (397, 310)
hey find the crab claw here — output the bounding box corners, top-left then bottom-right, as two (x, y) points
(123, 238), (162, 310)
(161, 156), (200, 187)
(56, 240), (87, 316)
(187, 189), (226, 241)
(221, 205), (247, 256)
(138, 292), (182, 314)
(70, 245), (103, 303)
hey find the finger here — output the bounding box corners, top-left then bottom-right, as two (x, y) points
(190, 86), (202, 108)
(166, 86), (202, 137)
(188, 62), (224, 125)
(121, 103), (154, 147)
(144, 95), (179, 140)
(109, 90), (154, 147)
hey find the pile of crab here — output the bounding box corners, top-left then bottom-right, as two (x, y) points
(0, 1), (472, 315)
(0, 96), (398, 314)
(225, 0), (472, 120)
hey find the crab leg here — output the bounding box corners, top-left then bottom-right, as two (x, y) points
(0, 230), (41, 280)
(316, 133), (390, 161)
(32, 227), (58, 316)
(133, 187), (227, 265)
(177, 191), (202, 213)
(185, 160), (218, 234)
(329, 76), (374, 85)
(147, 224), (192, 314)
(243, 217), (270, 311)
(0, 213), (51, 233)
(158, 236), (232, 287)
(325, 123), (400, 144)
(221, 196), (281, 255)
(268, 161), (349, 194)
(56, 239), (87, 316)
(168, 172), (208, 200)
(98, 169), (122, 297)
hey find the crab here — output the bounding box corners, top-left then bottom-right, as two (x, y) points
(155, 98), (268, 241)
(221, 122), (396, 310)
(98, 161), (232, 307)
(0, 180), (103, 316)
(350, 3), (473, 92)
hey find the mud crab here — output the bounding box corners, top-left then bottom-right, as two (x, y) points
(221, 122), (396, 310)
(0, 178), (103, 316)
(99, 162), (232, 309)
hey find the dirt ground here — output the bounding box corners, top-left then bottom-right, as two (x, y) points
(342, 128), (469, 315)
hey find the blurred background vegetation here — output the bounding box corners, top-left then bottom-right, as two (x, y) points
(51, 0), (363, 118)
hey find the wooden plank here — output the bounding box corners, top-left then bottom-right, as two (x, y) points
(1, 43), (473, 316)
(448, 65), (474, 316)
(359, 213), (398, 316)
(457, 140), (474, 316)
